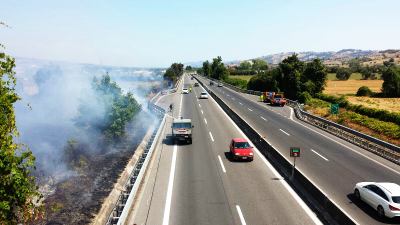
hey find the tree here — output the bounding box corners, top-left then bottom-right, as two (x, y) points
(0, 52), (41, 223)
(247, 70), (279, 92)
(336, 67), (352, 80)
(277, 54), (304, 99)
(381, 65), (400, 97)
(202, 60), (211, 77)
(302, 59), (327, 95)
(170, 63), (184, 77)
(252, 59), (268, 72)
(348, 58), (362, 73)
(360, 66), (373, 80)
(210, 56), (229, 80)
(238, 61), (252, 71)
(356, 86), (373, 96)
(163, 63), (184, 86)
(185, 65), (192, 71)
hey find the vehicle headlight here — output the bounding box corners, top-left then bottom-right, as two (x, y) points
(249, 152), (253, 156)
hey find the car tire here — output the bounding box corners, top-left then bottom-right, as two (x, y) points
(377, 205), (385, 218)
(354, 189), (360, 200)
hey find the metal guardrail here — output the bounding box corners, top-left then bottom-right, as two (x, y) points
(198, 75), (400, 165)
(105, 102), (166, 225)
(286, 100), (400, 165)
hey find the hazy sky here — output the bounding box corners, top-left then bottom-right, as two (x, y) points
(1, 0), (399, 67)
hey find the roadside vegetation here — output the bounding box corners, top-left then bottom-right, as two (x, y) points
(1, 29), (42, 224)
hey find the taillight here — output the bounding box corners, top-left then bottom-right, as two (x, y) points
(389, 205), (400, 211)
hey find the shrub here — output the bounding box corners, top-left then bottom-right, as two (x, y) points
(298, 91), (312, 103)
(356, 86), (373, 96)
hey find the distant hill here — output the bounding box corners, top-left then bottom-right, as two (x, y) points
(186, 49), (400, 67)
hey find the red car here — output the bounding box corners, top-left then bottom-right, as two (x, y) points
(229, 138), (254, 161)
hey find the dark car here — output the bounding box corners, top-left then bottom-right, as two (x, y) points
(210, 81), (214, 85)
(194, 83), (199, 87)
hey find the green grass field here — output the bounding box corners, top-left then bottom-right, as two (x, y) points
(228, 75), (254, 82)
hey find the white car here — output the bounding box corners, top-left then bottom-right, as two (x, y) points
(182, 88), (189, 94)
(199, 92), (208, 99)
(218, 83), (223, 87)
(354, 182), (400, 218)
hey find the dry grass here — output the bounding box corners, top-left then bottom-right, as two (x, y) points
(346, 96), (400, 113)
(229, 75), (254, 82)
(324, 80), (383, 95)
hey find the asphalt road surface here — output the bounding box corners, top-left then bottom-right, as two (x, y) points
(127, 75), (322, 225)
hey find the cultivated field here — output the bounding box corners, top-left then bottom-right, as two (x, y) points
(346, 96), (400, 113)
(324, 80), (383, 95)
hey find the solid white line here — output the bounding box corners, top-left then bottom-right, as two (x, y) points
(206, 89), (323, 225)
(201, 110), (204, 115)
(290, 110), (400, 176)
(239, 102), (243, 105)
(236, 205), (247, 225)
(260, 116), (267, 121)
(209, 131), (214, 142)
(162, 145), (177, 225)
(290, 108), (294, 120)
(279, 129), (290, 136)
(204, 118), (208, 125)
(311, 149), (329, 161)
(247, 108), (253, 112)
(217, 155), (226, 173)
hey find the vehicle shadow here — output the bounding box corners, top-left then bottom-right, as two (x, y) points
(223, 151), (251, 163)
(347, 193), (400, 224)
(162, 136), (191, 146)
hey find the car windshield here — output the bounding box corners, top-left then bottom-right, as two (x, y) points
(183, 88), (188, 90)
(234, 142), (250, 148)
(275, 94), (282, 98)
(173, 122), (191, 129)
(392, 196), (400, 203)
(201, 92), (207, 95)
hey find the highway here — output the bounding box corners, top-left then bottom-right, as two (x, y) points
(196, 75), (400, 225)
(127, 75), (322, 225)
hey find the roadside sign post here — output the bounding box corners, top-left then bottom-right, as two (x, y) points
(330, 104), (339, 115)
(290, 147), (300, 180)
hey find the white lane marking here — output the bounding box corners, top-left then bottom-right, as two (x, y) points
(236, 205), (247, 225)
(290, 108), (294, 120)
(206, 89), (324, 225)
(162, 145), (177, 225)
(311, 149), (329, 161)
(204, 118), (208, 125)
(199, 103), (201, 108)
(239, 102), (243, 105)
(260, 116), (267, 121)
(227, 94), (230, 97)
(232, 97), (235, 100)
(217, 155), (226, 173)
(279, 129), (290, 136)
(290, 110), (400, 176)
(209, 131), (214, 142)
(201, 110), (204, 115)
(247, 108), (253, 112)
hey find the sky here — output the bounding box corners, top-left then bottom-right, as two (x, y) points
(1, 0), (400, 67)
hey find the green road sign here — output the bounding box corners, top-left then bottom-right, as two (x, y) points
(331, 104), (339, 115)
(290, 147), (301, 157)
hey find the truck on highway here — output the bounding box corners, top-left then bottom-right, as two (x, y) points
(263, 92), (287, 106)
(171, 118), (193, 144)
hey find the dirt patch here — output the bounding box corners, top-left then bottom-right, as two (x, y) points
(324, 80), (383, 95)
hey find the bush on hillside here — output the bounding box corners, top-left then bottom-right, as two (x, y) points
(356, 86), (373, 96)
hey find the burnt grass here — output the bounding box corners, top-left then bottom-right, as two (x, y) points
(35, 115), (151, 225)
